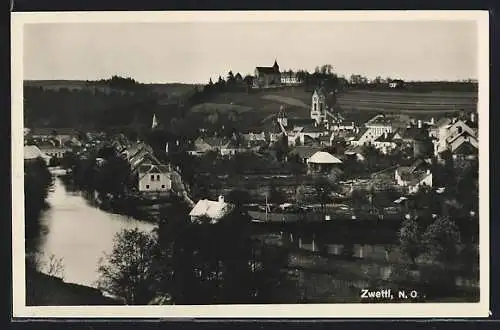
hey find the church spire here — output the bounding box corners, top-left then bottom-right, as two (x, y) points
(273, 59), (279, 71)
(152, 113), (159, 129)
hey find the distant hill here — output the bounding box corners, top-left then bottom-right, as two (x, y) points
(23, 79), (478, 135)
(23, 80), (199, 130)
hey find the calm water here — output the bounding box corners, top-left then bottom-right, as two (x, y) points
(37, 176), (156, 288)
(36, 173), (475, 290)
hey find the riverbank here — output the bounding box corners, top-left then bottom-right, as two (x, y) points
(26, 268), (123, 306)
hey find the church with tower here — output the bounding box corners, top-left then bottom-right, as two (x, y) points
(253, 60), (282, 88)
(310, 88), (328, 124)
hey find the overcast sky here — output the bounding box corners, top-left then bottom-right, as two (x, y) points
(23, 20), (478, 83)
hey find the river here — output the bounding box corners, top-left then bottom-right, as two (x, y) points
(35, 172), (476, 293)
(37, 175), (157, 288)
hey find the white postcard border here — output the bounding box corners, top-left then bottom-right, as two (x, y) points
(11, 10), (490, 318)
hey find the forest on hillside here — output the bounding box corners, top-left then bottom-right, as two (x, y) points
(23, 72), (477, 137)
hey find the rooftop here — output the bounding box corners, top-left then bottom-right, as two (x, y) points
(189, 197), (235, 223)
(396, 166), (431, 185)
(308, 151), (343, 164)
(289, 146), (325, 159)
(255, 66), (280, 75)
(24, 145), (50, 160)
(366, 115), (393, 127)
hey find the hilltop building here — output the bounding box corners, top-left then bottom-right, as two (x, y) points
(253, 60), (281, 88)
(281, 71), (302, 85)
(388, 79), (405, 88)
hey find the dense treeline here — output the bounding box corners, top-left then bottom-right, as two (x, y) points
(24, 159), (53, 253)
(60, 147), (134, 203)
(97, 201), (297, 304)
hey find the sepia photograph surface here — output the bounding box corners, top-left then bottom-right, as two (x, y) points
(12, 11), (489, 318)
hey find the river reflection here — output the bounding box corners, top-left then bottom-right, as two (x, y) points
(37, 176), (156, 288)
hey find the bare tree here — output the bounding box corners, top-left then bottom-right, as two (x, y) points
(26, 252), (65, 279)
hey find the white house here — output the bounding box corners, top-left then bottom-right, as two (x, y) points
(365, 114), (394, 136)
(137, 164), (172, 193)
(189, 195), (235, 224)
(281, 72), (301, 85)
(395, 166), (433, 194)
(372, 132), (398, 154)
(350, 127), (379, 146)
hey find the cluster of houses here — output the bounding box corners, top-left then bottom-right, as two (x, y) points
(23, 128), (82, 166)
(186, 82), (478, 195)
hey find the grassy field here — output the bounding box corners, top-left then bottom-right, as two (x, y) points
(189, 86), (477, 127)
(336, 89), (477, 115)
(191, 102), (253, 114)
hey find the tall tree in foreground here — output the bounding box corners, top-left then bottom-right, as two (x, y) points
(398, 213), (421, 266)
(24, 158), (53, 252)
(97, 228), (164, 305)
(420, 216), (462, 296)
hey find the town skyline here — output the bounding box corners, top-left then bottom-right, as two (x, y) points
(24, 20), (478, 84)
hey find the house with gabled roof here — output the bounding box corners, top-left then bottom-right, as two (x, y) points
(288, 146), (325, 163)
(395, 159), (433, 194)
(372, 131), (399, 154)
(189, 195), (236, 224)
(349, 127), (379, 146)
(137, 163), (172, 193)
(432, 116), (478, 157)
(128, 148), (163, 172)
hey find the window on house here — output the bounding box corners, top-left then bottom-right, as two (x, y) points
(161, 185), (165, 189)
(314, 104), (317, 111)
(156, 175), (160, 181)
(146, 185), (150, 189)
(150, 175), (155, 181)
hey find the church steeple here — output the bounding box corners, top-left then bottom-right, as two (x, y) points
(273, 59), (279, 72)
(152, 113), (159, 129)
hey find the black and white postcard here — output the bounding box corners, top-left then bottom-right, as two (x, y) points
(11, 11), (489, 318)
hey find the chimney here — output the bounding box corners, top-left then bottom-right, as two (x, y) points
(417, 120), (422, 129)
(470, 112), (476, 123)
(218, 195), (225, 203)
